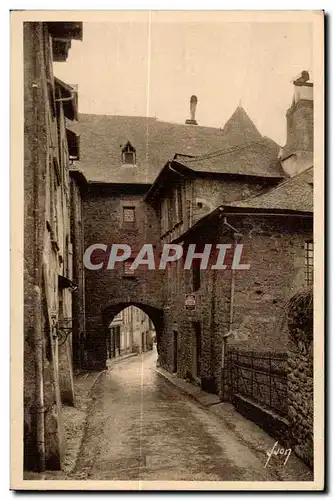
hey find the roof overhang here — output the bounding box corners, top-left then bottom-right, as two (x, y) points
(145, 156), (285, 203)
(172, 205), (313, 244)
(69, 169), (88, 191)
(55, 77), (78, 121)
(47, 22), (83, 62)
(144, 161), (193, 202)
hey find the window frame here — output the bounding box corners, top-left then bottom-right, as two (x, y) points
(304, 240), (313, 287)
(122, 206), (136, 225)
(121, 142), (136, 165)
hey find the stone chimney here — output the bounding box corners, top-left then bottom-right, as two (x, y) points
(280, 71), (313, 177)
(185, 95), (198, 125)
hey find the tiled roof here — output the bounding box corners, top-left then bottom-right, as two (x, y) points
(69, 106), (283, 184)
(174, 139), (284, 178)
(225, 167), (313, 212)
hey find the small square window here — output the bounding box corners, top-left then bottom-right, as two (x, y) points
(124, 152), (135, 165)
(123, 207), (136, 223)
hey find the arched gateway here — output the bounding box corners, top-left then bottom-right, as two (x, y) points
(84, 300), (164, 371)
(103, 301), (164, 357)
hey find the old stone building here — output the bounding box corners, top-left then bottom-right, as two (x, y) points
(74, 71), (313, 389)
(24, 21), (84, 471)
(75, 99), (289, 371)
(164, 167), (313, 395)
(156, 75), (313, 396)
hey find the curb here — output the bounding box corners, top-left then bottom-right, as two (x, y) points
(156, 367), (219, 408)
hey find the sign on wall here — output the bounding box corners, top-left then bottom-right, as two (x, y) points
(185, 293), (196, 311)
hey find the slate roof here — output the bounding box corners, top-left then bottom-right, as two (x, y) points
(174, 139), (284, 178)
(224, 166), (313, 213)
(70, 106), (283, 184)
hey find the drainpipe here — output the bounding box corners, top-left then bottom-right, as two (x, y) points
(221, 218), (240, 370)
(33, 285), (45, 472)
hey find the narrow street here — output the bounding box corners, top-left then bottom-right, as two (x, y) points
(70, 348), (308, 482)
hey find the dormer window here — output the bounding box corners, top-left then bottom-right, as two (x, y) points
(121, 141), (136, 165)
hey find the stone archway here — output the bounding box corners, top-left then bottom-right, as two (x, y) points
(102, 301), (164, 356)
(84, 301), (164, 371)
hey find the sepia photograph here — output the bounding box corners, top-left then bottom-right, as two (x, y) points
(11, 9), (324, 490)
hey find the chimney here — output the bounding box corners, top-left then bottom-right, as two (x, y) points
(185, 95), (198, 125)
(280, 71), (313, 177)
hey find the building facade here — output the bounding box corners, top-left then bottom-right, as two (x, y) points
(24, 21), (83, 471)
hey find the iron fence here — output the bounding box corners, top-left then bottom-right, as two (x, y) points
(226, 348), (288, 418)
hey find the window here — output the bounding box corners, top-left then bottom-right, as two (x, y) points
(123, 259), (135, 277)
(304, 240), (313, 286)
(121, 141), (136, 165)
(123, 206), (136, 224)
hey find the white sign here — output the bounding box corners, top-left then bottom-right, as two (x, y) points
(185, 293), (196, 310)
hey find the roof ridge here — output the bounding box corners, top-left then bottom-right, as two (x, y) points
(78, 112), (227, 131)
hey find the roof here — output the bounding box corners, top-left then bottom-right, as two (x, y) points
(224, 166), (313, 213)
(70, 106), (283, 184)
(172, 168), (313, 243)
(174, 139), (284, 178)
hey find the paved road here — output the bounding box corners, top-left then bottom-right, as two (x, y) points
(71, 349), (297, 481)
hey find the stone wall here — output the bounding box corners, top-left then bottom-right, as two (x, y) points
(162, 214), (313, 397)
(287, 345), (313, 467)
(83, 183), (164, 369)
(24, 22), (65, 471)
(70, 172), (87, 369)
(24, 22), (79, 470)
(286, 288), (313, 468)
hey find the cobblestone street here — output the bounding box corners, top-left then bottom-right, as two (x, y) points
(70, 348), (311, 482)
